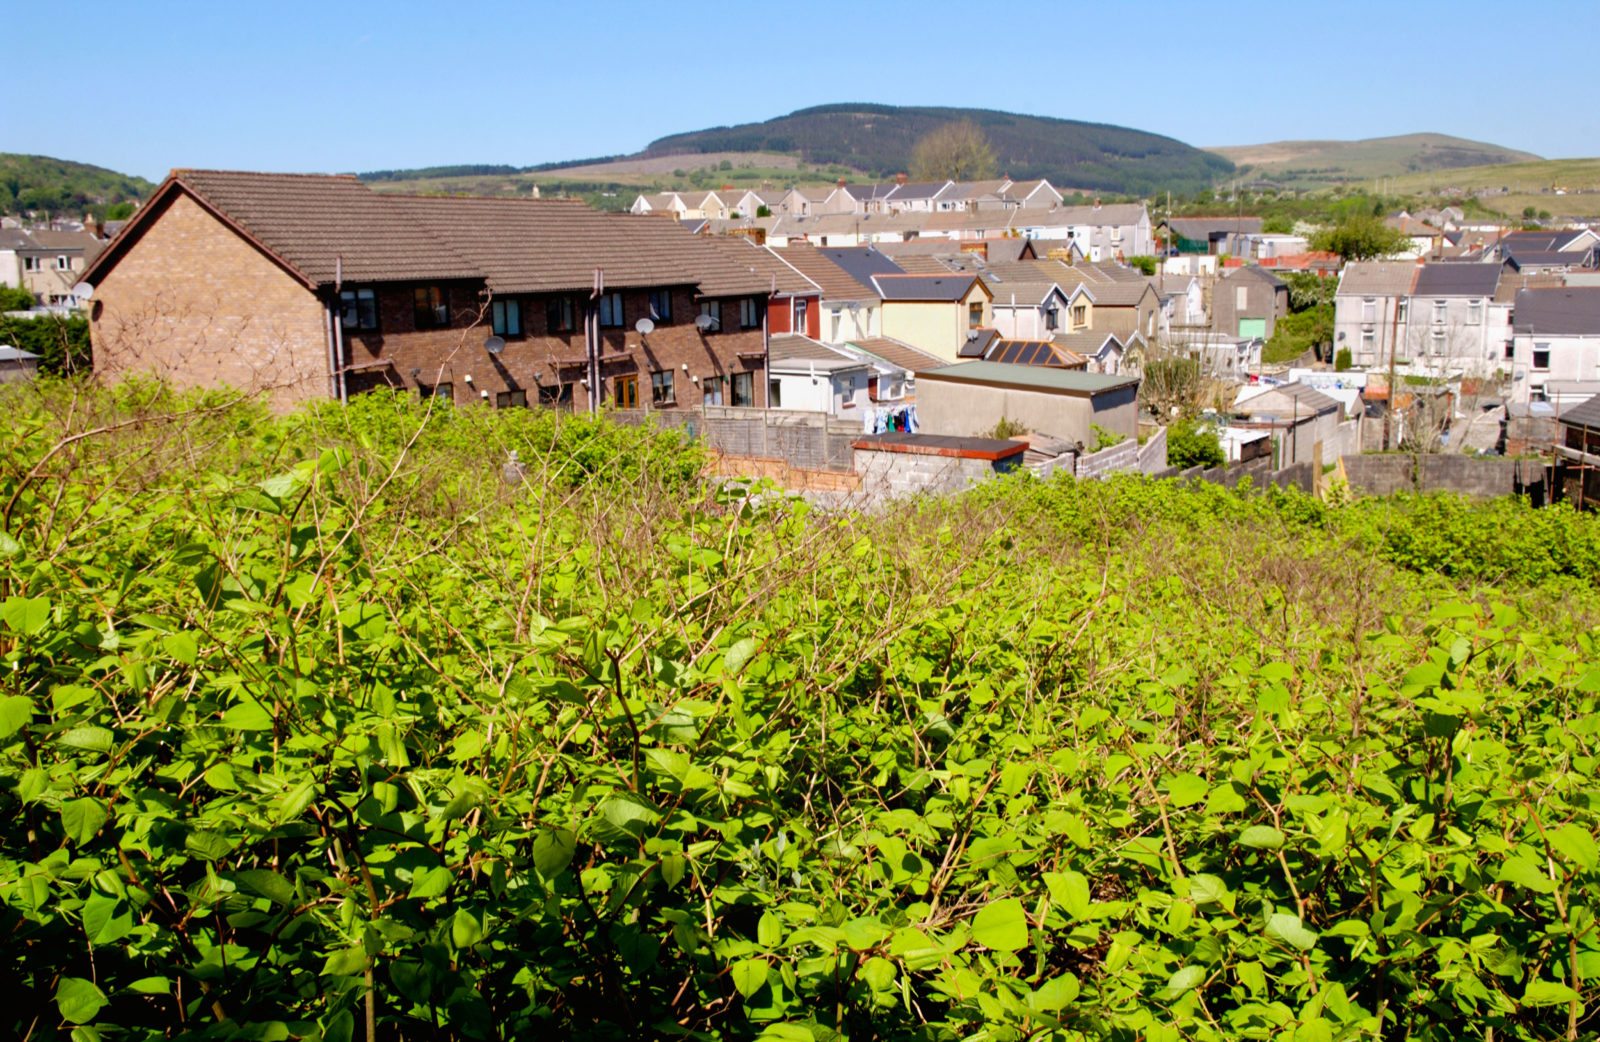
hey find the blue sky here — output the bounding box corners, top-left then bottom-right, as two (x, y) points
(7, 0), (1595, 181)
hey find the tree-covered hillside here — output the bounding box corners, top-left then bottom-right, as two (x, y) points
(0, 154), (154, 218)
(1, 381), (1598, 1040)
(643, 104), (1235, 196)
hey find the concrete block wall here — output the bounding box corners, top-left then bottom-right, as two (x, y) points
(855, 450), (997, 499)
(1339, 453), (1547, 500)
(1138, 426), (1168, 474)
(1075, 438), (1140, 480)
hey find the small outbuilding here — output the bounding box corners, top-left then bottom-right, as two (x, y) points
(0, 344), (41, 383)
(913, 361), (1139, 446)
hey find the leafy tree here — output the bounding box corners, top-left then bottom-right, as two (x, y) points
(0, 285), (36, 311)
(1262, 216), (1295, 234)
(1126, 254), (1157, 276)
(1166, 417), (1225, 468)
(755, 205), (772, 218)
(1335, 347), (1353, 372)
(0, 313), (91, 373)
(1263, 304), (1333, 364)
(1309, 214), (1412, 260)
(1281, 272), (1336, 312)
(909, 120), (997, 182)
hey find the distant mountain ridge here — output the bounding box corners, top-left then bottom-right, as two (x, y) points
(632, 104), (1233, 197)
(0, 153), (154, 216)
(1208, 133), (1541, 188)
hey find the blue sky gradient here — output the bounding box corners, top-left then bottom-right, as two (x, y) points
(7, 0), (1595, 181)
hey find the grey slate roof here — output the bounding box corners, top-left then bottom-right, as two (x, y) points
(1338, 261), (1420, 297)
(872, 273), (980, 302)
(1561, 393), (1600, 431)
(1512, 287), (1600, 335)
(816, 246), (905, 288)
(1412, 262), (1501, 297)
(1165, 217), (1263, 240)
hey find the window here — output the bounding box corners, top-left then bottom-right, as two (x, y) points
(1430, 329), (1445, 355)
(546, 296), (575, 333)
(1432, 299), (1446, 324)
(1044, 306), (1059, 332)
(55, 255), (70, 270)
(702, 375), (725, 406)
(650, 370), (675, 405)
(1504, 340), (1515, 361)
(340, 287), (378, 331)
(699, 299), (721, 330)
(495, 390), (528, 408)
(419, 382), (453, 402)
(599, 292), (625, 328)
(614, 373), (639, 408)
(537, 383), (573, 411)
(1361, 298), (1377, 323)
(768, 379), (783, 408)
(793, 298), (808, 332)
(739, 297), (760, 329)
(968, 302), (983, 329)
(1072, 304), (1087, 328)
(1361, 329), (1376, 356)
(647, 289), (672, 324)
(830, 308), (842, 342)
(1533, 344), (1551, 371)
(1467, 300), (1483, 325)
(491, 299), (522, 337)
(22, 256), (39, 271)
(413, 286), (449, 329)
(1235, 286), (1249, 310)
(1397, 300), (1409, 323)
(731, 371), (755, 407)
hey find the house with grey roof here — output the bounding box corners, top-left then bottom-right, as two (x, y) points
(1509, 286), (1600, 405)
(1335, 261), (1419, 368)
(767, 334), (881, 415)
(1404, 262), (1509, 374)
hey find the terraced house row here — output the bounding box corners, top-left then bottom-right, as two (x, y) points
(82, 170), (827, 412)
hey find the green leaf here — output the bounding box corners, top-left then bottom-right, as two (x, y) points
(1165, 772), (1209, 807)
(60, 798), (107, 845)
(731, 958), (768, 998)
(724, 637), (758, 676)
(56, 977), (108, 1025)
(451, 909), (483, 949)
(757, 910), (782, 948)
(1165, 965), (1205, 996)
(0, 695), (33, 740)
(0, 531), (21, 558)
(1239, 825), (1286, 850)
(1, 595), (50, 636)
(1522, 979), (1580, 1006)
(596, 793), (660, 842)
(221, 699), (274, 731)
(659, 853), (686, 888)
(236, 868), (295, 906)
(1497, 856), (1556, 893)
(163, 632), (198, 665)
(82, 893), (133, 946)
(1044, 870), (1091, 920)
(1547, 823), (1598, 871)
(409, 865), (452, 899)
(58, 726), (113, 753)
(1032, 974), (1080, 1011)
(1188, 873), (1230, 906)
(972, 898), (1028, 951)
(321, 947), (367, 978)
(126, 977), (171, 995)
(533, 828), (577, 877)
(1266, 912), (1319, 951)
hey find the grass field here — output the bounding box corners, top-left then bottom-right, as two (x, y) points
(1379, 157), (1600, 218)
(1207, 133), (1541, 191)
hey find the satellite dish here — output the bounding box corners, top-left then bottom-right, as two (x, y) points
(72, 282), (94, 300)
(966, 329), (980, 341)
(484, 335), (506, 355)
(635, 317), (656, 335)
(694, 313), (718, 331)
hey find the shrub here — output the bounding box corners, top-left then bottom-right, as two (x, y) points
(1166, 417), (1225, 469)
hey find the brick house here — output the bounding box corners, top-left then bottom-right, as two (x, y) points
(83, 170), (781, 412)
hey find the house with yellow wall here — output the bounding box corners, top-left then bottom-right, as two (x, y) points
(875, 273), (994, 363)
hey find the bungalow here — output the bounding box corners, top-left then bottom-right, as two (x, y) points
(83, 170), (777, 413)
(1231, 382), (1342, 469)
(1162, 217), (1263, 257)
(874, 273), (994, 363)
(883, 180), (954, 214)
(766, 334), (877, 415)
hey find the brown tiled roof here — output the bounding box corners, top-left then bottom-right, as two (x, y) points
(774, 242), (878, 302)
(692, 237), (816, 298)
(847, 336), (947, 372)
(178, 170), (480, 285)
(86, 169), (782, 298)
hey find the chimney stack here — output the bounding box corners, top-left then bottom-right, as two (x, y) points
(837, 178), (847, 188)
(895, 173), (908, 185)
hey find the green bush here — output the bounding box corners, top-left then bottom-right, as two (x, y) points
(1335, 347), (1352, 371)
(1165, 418), (1225, 469)
(1, 381), (1598, 1040)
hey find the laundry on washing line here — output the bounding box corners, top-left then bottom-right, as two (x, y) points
(863, 404), (918, 435)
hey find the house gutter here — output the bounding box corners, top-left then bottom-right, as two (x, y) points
(322, 298), (341, 403)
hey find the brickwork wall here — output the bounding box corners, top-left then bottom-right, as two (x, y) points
(89, 193), (330, 408)
(345, 285), (767, 413)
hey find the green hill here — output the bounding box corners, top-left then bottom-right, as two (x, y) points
(0, 154), (155, 218)
(1209, 133), (1541, 189)
(640, 103), (1234, 196)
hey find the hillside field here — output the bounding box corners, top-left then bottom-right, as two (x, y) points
(1380, 157), (1600, 219)
(2, 381), (1599, 1040)
(1208, 133), (1541, 191)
